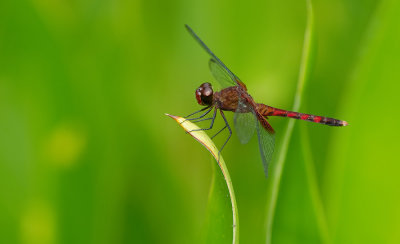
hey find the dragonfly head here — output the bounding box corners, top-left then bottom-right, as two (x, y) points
(195, 82), (213, 106)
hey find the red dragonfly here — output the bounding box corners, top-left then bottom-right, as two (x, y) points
(184, 25), (348, 176)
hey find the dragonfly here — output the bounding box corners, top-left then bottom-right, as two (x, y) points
(183, 25), (348, 176)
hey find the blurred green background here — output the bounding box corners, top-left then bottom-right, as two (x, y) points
(1, 0), (399, 243)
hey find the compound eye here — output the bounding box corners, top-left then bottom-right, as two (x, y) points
(195, 83), (213, 106)
(195, 89), (203, 105)
(201, 88), (213, 105)
(203, 87), (212, 97)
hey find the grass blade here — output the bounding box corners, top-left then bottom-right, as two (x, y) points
(166, 114), (239, 244)
(265, 1), (315, 243)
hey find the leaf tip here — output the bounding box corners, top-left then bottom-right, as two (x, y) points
(165, 113), (179, 120)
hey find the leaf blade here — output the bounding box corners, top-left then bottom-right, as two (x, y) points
(166, 114), (239, 244)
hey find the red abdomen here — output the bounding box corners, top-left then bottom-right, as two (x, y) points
(256, 104), (348, 126)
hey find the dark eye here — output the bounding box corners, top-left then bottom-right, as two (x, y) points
(201, 88), (213, 105)
(195, 83), (214, 106)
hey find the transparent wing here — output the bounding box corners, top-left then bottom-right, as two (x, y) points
(233, 100), (256, 144)
(209, 59), (237, 89)
(255, 116), (275, 177)
(185, 25), (242, 87)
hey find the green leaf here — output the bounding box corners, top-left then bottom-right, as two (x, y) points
(265, 0), (316, 243)
(166, 114), (239, 244)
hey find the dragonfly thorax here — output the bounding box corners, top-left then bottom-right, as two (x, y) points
(195, 82), (213, 106)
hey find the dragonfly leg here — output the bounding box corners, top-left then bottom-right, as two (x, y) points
(187, 109), (217, 133)
(191, 117), (213, 123)
(184, 106), (211, 119)
(213, 110), (232, 163)
(211, 125), (226, 139)
(182, 106), (213, 123)
(218, 110), (232, 153)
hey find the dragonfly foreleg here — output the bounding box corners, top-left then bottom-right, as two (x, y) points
(183, 106), (213, 123)
(184, 106), (211, 119)
(187, 108), (217, 133)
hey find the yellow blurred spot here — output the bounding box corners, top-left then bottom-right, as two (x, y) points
(21, 201), (56, 244)
(44, 123), (86, 168)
